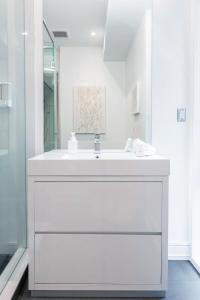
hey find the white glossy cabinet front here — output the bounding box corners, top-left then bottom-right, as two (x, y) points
(28, 168), (169, 294)
(34, 181), (162, 233)
(35, 234), (161, 285)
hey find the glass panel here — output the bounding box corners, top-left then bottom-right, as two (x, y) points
(43, 22), (57, 151)
(0, 0), (26, 293)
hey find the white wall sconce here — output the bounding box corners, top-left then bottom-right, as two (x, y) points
(132, 81), (140, 115)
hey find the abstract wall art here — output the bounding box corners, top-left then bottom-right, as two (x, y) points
(73, 86), (106, 134)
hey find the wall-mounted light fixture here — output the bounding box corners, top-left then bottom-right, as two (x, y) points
(90, 31), (96, 37)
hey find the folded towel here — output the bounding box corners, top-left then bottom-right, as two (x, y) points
(133, 139), (156, 157)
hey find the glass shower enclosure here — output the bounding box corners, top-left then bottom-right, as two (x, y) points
(0, 0), (26, 293)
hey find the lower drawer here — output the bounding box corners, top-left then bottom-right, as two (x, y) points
(35, 234), (161, 285)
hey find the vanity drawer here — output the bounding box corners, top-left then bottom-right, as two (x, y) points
(35, 234), (161, 285)
(34, 181), (162, 233)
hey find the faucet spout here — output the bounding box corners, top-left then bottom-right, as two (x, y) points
(94, 134), (101, 154)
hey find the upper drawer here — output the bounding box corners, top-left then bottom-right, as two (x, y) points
(34, 181), (162, 233)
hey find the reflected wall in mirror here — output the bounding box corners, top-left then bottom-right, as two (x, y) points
(43, 22), (57, 151)
(43, 0), (152, 150)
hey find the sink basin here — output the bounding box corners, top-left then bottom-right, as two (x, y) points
(62, 150), (136, 160)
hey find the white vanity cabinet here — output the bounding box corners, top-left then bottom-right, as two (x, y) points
(28, 152), (170, 297)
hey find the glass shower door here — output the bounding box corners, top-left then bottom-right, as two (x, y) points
(0, 0), (26, 293)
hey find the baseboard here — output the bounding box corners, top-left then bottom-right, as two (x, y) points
(31, 290), (166, 298)
(168, 243), (191, 260)
(190, 258), (200, 274)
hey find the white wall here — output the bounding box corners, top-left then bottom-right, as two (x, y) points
(31, 0), (193, 261)
(152, 0), (191, 259)
(59, 47), (126, 149)
(126, 11), (151, 141)
(21, 0), (194, 262)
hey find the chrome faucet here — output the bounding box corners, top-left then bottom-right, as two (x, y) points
(94, 134), (101, 154)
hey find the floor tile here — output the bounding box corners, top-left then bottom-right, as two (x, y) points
(17, 261), (200, 300)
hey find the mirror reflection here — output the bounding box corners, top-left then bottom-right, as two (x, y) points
(43, 0), (152, 151)
(43, 22), (57, 151)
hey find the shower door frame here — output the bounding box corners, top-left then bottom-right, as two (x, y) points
(0, 0), (28, 295)
(0, 0), (44, 296)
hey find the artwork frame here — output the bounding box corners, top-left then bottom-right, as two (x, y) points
(132, 81), (140, 115)
(73, 86), (106, 134)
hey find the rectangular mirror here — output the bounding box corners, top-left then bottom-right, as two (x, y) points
(43, 0), (152, 150)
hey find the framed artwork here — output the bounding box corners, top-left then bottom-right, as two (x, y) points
(73, 86), (106, 134)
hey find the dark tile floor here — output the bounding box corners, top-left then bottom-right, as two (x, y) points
(17, 261), (200, 300)
(0, 254), (12, 276)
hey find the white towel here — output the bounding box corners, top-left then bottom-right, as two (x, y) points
(133, 139), (156, 157)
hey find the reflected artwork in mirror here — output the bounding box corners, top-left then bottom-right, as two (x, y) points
(43, 0), (152, 150)
(73, 86), (106, 134)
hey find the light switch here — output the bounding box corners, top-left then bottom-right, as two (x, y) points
(177, 108), (186, 122)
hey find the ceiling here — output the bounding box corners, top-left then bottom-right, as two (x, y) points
(103, 0), (153, 61)
(43, 0), (108, 47)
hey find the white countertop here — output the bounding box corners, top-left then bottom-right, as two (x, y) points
(30, 149), (168, 161)
(28, 150), (170, 177)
